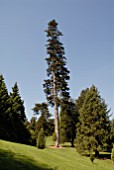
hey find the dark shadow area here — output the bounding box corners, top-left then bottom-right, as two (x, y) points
(82, 152), (111, 160)
(0, 149), (55, 170)
(97, 153), (111, 160)
(61, 145), (72, 148)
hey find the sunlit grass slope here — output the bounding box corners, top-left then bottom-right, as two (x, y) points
(0, 137), (114, 170)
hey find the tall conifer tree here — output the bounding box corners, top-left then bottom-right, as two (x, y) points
(0, 74), (11, 139)
(43, 20), (70, 147)
(10, 82), (26, 122)
(10, 82), (30, 144)
(76, 85), (111, 154)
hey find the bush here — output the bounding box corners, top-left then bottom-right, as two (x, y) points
(36, 128), (45, 149)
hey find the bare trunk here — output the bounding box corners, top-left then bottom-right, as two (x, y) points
(54, 101), (59, 147)
(53, 72), (60, 147)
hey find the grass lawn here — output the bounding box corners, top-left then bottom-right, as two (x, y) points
(0, 137), (113, 170)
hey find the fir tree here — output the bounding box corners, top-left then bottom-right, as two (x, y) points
(10, 82), (26, 122)
(43, 20), (70, 147)
(10, 82), (30, 144)
(76, 85), (111, 155)
(0, 74), (11, 140)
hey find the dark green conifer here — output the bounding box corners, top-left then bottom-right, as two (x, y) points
(76, 85), (111, 154)
(10, 82), (30, 144)
(10, 82), (26, 122)
(0, 74), (11, 140)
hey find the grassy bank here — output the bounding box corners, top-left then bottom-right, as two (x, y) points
(0, 137), (113, 170)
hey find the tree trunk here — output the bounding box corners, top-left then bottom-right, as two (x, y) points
(54, 101), (60, 147)
(53, 72), (60, 147)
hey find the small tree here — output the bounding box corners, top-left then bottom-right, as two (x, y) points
(37, 128), (46, 149)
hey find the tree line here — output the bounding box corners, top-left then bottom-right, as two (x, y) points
(0, 74), (30, 144)
(0, 20), (114, 154)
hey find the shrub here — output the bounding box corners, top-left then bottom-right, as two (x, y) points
(36, 128), (45, 149)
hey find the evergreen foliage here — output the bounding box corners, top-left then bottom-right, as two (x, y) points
(32, 102), (51, 136)
(76, 85), (111, 154)
(27, 117), (37, 146)
(10, 82), (26, 122)
(37, 128), (46, 149)
(60, 99), (77, 147)
(76, 88), (89, 112)
(0, 74), (30, 144)
(47, 118), (54, 136)
(43, 19), (70, 147)
(0, 74), (11, 140)
(10, 82), (30, 144)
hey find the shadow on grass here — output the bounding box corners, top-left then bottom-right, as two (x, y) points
(0, 149), (55, 170)
(97, 153), (111, 160)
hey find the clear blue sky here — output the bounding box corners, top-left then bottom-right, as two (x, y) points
(0, 0), (114, 120)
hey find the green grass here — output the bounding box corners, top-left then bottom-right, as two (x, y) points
(0, 137), (113, 170)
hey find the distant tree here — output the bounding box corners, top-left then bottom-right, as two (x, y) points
(60, 99), (77, 147)
(28, 117), (37, 131)
(43, 20), (70, 147)
(32, 102), (51, 136)
(37, 128), (46, 149)
(76, 85), (111, 155)
(28, 117), (37, 146)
